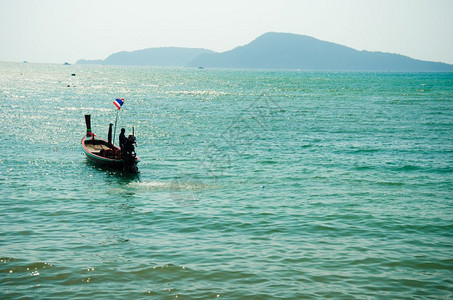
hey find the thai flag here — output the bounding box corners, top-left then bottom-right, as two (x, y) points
(113, 98), (124, 110)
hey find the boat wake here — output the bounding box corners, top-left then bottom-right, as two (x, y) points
(128, 179), (210, 191)
(128, 181), (169, 189)
(127, 179), (212, 206)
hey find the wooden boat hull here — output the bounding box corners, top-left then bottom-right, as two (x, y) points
(81, 135), (139, 172)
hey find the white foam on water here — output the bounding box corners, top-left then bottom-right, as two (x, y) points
(129, 181), (168, 188)
(127, 179), (212, 191)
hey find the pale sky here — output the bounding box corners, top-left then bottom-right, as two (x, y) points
(1, 0), (452, 64)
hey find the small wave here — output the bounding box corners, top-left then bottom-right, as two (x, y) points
(259, 160), (278, 164)
(394, 165), (422, 171)
(376, 181), (405, 186)
(0, 258), (54, 274)
(354, 165), (375, 170)
(0, 257), (16, 264)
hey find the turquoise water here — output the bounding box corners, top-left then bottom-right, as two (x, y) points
(1, 62), (452, 299)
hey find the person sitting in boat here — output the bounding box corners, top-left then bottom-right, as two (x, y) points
(119, 128), (127, 153)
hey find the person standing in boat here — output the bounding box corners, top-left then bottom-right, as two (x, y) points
(119, 128), (127, 154)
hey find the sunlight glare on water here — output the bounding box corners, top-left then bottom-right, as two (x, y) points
(0, 62), (452, 298)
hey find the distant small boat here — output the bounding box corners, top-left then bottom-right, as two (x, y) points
(81, 115), (139, 173)
(64, 62), (71, 65)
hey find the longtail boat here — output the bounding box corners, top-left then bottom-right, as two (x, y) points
(81, 114), (139, 173)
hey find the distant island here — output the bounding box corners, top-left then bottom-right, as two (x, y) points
(77, 32), (453, 72)
(78, 47), (213, 67)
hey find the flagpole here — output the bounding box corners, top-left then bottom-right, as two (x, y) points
(113, 109), (119, 148)
(112, 98), (124, 149)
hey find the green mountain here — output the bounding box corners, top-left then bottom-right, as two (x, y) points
(188, 32), (453, 71)
(77, 47), (214, 66)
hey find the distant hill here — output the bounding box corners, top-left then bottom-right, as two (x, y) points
(188, 32), (453, 71)
(77, 47), (214, 66)
(77, 32), (453, 71)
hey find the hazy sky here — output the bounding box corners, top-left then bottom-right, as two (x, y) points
(1, 0), (452, 64)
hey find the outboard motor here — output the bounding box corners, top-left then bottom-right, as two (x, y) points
(123, 134), (138, 173)
(124, 135), (136, 156)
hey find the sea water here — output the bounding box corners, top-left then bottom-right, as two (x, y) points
(0, 62), (452, 299)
